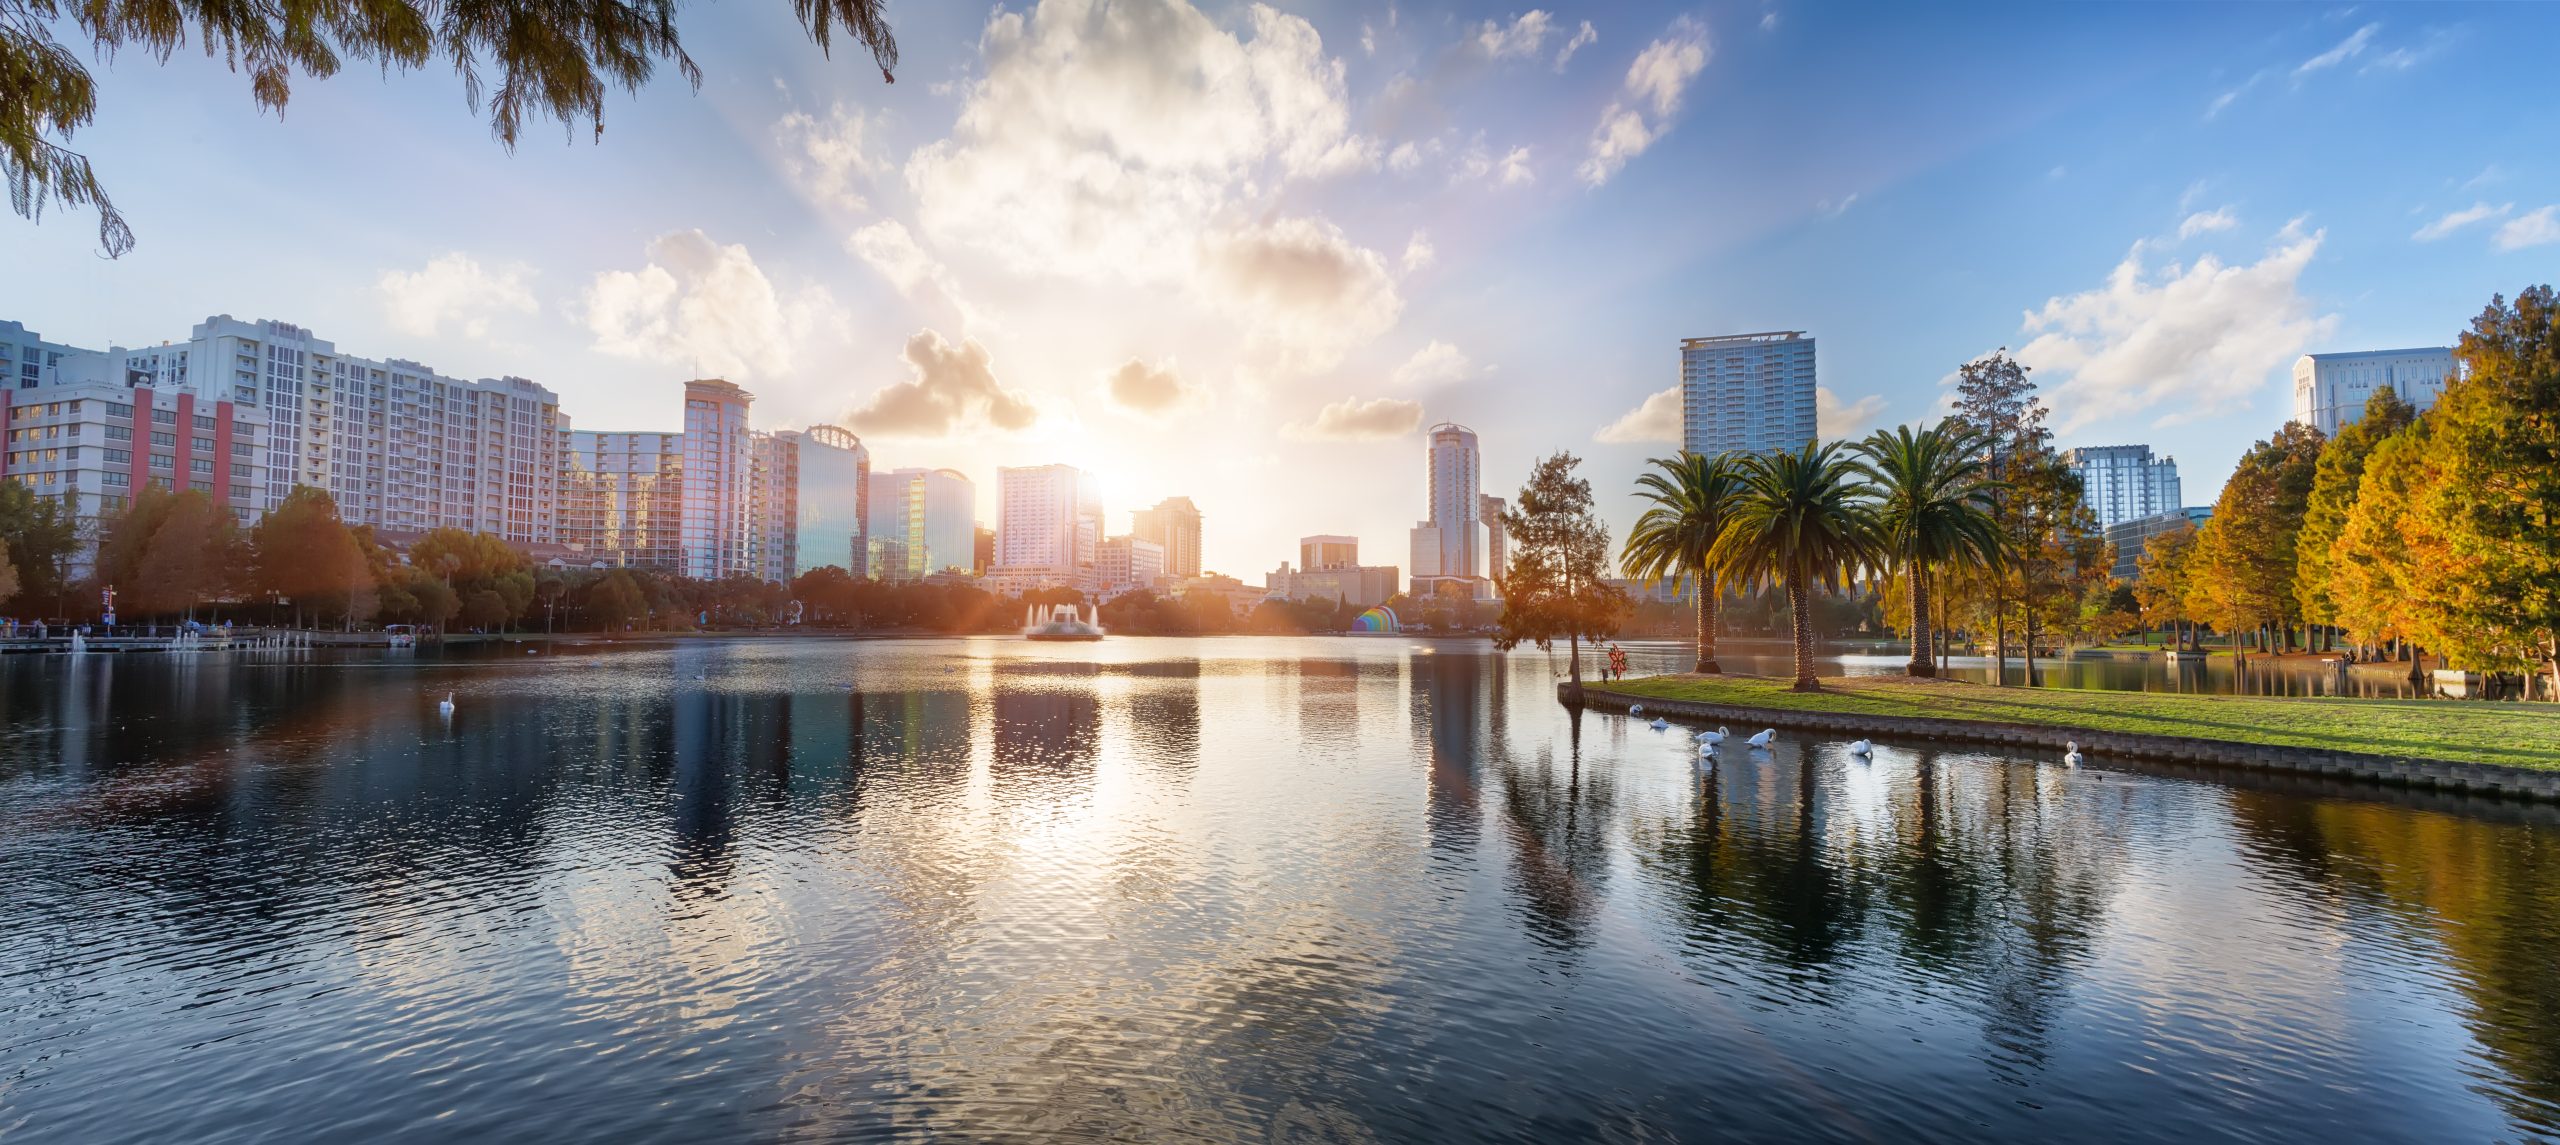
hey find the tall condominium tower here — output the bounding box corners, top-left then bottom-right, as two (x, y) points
(867, 467), (976, 580)
(2291, 348), (2455, 436)
(560, 430), (685, 569)
(781, 425), (868, 577)
(1409, 422), (1483, 592)
(680, 379), (754, 580)
(750, 431), (799, 584)
(1681, 331), (1817, 458)
(995, 464), (1102, 590)
(1130, 496), (1204, 579)
(2063, 445), (2182, 529)
(1480, 494), (1509, 578)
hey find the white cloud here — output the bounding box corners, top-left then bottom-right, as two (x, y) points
(1200, 216), (1402, 373)
(1816, 387), (1887, 437)
(849, 330), (1040, 437)
(1475, 10), (1554, 60)
(377, 253), (536, 339)
(1388, 141), (1423, 171)
(775, 103), (886, 212)
(2497, 206), (2560, 251)
(2178, 207), (2238, 239)
(2294, 23), (2378, 79)
(2412, 201), (2510, 242)
(1578, 17), (1709, 186)
(2205, 71), (2266, 119)
(1554, 21), (1597, 71)
(1361, 21), (1375, 56)
(904, 0), (1394, 374)
(585, 230), (811, 379)
(1593, 386), (1680, 444)
(2363, 25), (2457, 73)
(1390, 340), (1472, 389)
(1104, 357), (1201, 416)
(846, 219), (983, 328)
(1497, 145), (1535, 186)
(2016, 225), (2336, 431)
(1817, 192), (1858, 218)
(1401, 231), (1435, 272)
(1288, 395), (1425, 441)
(1759, 10), (1778, 33)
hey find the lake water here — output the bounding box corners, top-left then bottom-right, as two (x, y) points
(3, 637), (2555, 1142)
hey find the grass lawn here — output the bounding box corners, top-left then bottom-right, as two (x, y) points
(1605, 673), (2560, 771)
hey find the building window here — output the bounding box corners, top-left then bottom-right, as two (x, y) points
(106, 425), (130, 442)
(149, 431), (174, 447)
(103, 471), (128, 488)
(150, 454), (173, 470)
(104, 448), (131, 465)
(151, 408), (176, 425)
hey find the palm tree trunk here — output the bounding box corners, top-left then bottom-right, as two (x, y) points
(1691, 573), (1722, 673)
(1788, 570), (1817, 693)
(1906, 566), (1933, 678)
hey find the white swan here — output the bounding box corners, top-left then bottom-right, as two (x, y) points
(2063, 741), (2083, 767)
(1747, 728), (1776, 748)
(1629, 704), (1646, 716)
(1696, 726), (1728, 745)
(1848, 739), (1872, 756)
(437, 692), (455, 718)
(1649, 717), (1670, 731)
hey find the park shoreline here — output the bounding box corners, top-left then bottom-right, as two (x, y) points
(1569, 676), (2560, 803)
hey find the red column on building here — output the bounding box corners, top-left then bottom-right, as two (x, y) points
(129, 387), (154, 493)
(172, 392), (195, 493)
(211, 399), (234, 507)
(0, 393), (13, 480)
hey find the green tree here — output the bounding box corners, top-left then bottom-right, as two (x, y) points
(2008, 452), (2105, 681)
(2331, 419), (2435, 665)
(1620, 451), (1747, 673)
(92, 483), (178, 603)
(583, 569), (650, 631)
(3, 0), (900, 256)
(127, 489), (241, 617)
(2133, 522), (2200, 652)
(250, 485), (372, 627)
(1708, 441), (1883, 692)
(2409, 285), (2560, 697)
(1494, 451), (1627, 687)
(0, 481), (75, 614)
(2295, 387), (2418, 646)
(1855, 419), (2003, 677)
(2191, 422), (2324, 663)
(1946, 349), (2053, 684)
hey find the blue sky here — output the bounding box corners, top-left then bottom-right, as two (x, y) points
(2, 1), (2551, 575)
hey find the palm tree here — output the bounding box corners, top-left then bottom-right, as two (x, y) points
(1855, 421), (2005, 678)
(1621, 452), (1748, 673)
(1709, 441), (1885, 692)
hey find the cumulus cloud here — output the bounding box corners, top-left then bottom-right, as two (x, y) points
(1816, 388), (1887, 437)
(377, 254), (536, 339)
(2495, 206), (2560, 251)
(1390, 340), (1472, 389)
(2295, 23), (2378, 79)
(1388, 141), (1424, 171)
(1579, 17), (1709, 186)
(1554, 21), (1597, 70)
(2016, 226), (2336, 431)
(775, 103), (886, 212)
(2412, 201), (2510, 242)
(1593, 386), (1680, 444)
(1200, 216), (1402, 373)
(1475, 10), (1553, 59)
(850, 330), (1040, 437)
(2178, 207), (2238, 239)
(1104, 357), (1201, 416)
(1288, 396), (1425, 441)
(1497, 145), (1535, 186)
(1402, 231), (1436, 272)
(847, 220), (983, 328)
(586, 230), (813, 379)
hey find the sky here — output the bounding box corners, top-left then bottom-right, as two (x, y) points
(3, 1), (2553, 578)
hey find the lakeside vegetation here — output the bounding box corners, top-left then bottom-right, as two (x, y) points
(1594, 284), (2560, 701)
(1605, 674), (2560, 771)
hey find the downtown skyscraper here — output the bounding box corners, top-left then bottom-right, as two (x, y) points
(1681, 331), (1817, 458)
(1409, 422), (1485, 597)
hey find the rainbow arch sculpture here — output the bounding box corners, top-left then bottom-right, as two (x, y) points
(1353, 606), (1401, 634)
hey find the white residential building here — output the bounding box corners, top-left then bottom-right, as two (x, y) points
(679, 379), (754, 580)
(1096, 535), (1166, 596)
(2, 381), (272, 575)
(1681, 331), (1817, 457)
(994, 463), (1102, 591)
(2063, 445), (2182, 529)
(561, 430), (685, 570)
(2291, 347), (2457, 437)
(751, 430), (799, 584)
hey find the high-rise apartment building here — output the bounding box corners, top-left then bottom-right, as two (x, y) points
(1300, 534), (1359, 570)
(560, 431), (685, 569)
(2063, 445), (2182, 529)
(994, 464), (1102, 591)
(2105, 507), (2212, 581)
(1096, 535), (1166, 596)
(1130, 496), (1203, 579)
(1480, 495), (1509, 578)
(0, 321), (86, 391)
(781, 425), (867, 577)
(1410, 422), (1485, 595)
(2, 382), (271, 571)
(750, 430), (799, 584)
(7, 315), (561, 543)
(1681, 331), (1817, 458)
(867, 467), (976, 581)
(679, 379), (754, 580)
(2292, 348), (2456, 436)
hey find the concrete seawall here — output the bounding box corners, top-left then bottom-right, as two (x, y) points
(1568, 683), (2560, 803)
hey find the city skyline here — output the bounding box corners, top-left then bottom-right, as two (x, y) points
(2, 2), (2553, 576)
